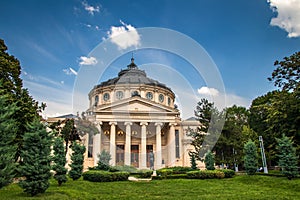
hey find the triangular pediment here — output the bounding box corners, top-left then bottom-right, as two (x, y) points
(96, 97), (176, 113)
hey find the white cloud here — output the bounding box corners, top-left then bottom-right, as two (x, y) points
(268, 0), (300, 38)
(82, 1), (100, 15)
(198, 86), (219, 96)
(79, 56), (98, 65)
(106, 20), (141, 50)
(63, 67), (78, 76)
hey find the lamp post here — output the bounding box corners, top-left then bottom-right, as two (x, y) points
(259, 136), (268, 174)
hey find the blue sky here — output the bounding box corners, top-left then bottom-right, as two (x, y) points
(1, 0), (300, 119)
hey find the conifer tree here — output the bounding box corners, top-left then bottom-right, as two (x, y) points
(204, 150), (215, 170)
(96, 150), (111, 170)
(0, 94), (18, 188)
(276, 134), (299, 180)
(190, 153), (197, 170)
(243, 140), (258, 175)
(18, 119), (52, 196)
(52, 137), (67, 186)
(69, 142), (86, 180)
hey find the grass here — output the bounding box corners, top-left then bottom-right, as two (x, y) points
(0, 175), (299, 199)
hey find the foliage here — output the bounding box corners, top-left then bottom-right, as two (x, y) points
(268, 51), (300, 92)
(69, 142), (86, 180)
(82, 171), (130, 182)
(136, 169), (153, 178)
(189, 98), (224, 161)
(217, 169), (235, 178)
(243, 140), (258, 175)
(52, 137), (67, 186)
(106, 165), (138, 173)
(96, 150), (111, 171)
(186, 170), (225, 179)
(204, 150), (215, 170)
(0, 94), (18, 188)
(0, 39), (43, 161)
(61, 119), (81, 155)
(18, 119), (52, 196)
(276, 134), (299, 180)
(214, 105), (252, 168)
(190, 153), (197, 170)
(156, 169), (173, 178)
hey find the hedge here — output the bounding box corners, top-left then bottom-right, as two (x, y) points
(82, 170), (130, 182)
(217, 169), (235, 178)
(137, 169), (153, 178)
(186, 170), (225, 179)
(156, 169), (173, 177)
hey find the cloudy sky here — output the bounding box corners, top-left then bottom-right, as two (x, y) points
(1, 0), (300, 119)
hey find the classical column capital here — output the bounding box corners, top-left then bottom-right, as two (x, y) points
(169, 122), (177, 127)
(109, 121), (117, 126)
(124, 122), (133, 126)
(93, 121), (103, 126)
(155, 122), (163, 127)
(140, 122), (148, 126)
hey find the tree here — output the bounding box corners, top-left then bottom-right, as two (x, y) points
(52, 137), (67, 186)
(0, 93), (18, 188)
(189, 98), (223, 161)
(60, 119), (81, 155)
(276, 134), (299, 180)
(18, 119), (52, 196)
(190, 153), (197, 170)
(0, 39), (43, 161)
(268, 51), (300, 92)
(69, 142), (86, 180)
(96, 150), (111, 171)
(243, 140), (258, 175)
(204, 150), (215, 170)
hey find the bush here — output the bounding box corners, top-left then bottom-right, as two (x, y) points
(82, 170), (130, 182)
(137, 169), (153, 178)
(109, 165), (138, 173)
(167, 166), (194, 174)
(186, 170), (225, 179)
(217, 169), (235, 178)
(166, 174), (188, 179)
(156, 169), (173, 178)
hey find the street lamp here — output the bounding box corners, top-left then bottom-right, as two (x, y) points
(259, 136), (268, 174)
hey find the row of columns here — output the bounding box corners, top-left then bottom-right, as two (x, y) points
(93, 121), (177, 169)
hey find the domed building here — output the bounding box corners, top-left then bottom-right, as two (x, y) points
(84, 58), (200, 169)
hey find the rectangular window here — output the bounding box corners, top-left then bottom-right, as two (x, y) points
(88, 134), (93, 158)
(175, 130), (180, 158)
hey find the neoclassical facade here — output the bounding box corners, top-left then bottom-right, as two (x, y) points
(83, 58), (201, 169)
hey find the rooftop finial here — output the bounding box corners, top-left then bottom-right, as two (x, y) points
(131, 52), (134, 63)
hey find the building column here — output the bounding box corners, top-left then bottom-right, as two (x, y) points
(140, 122), (148, 169)
(168, 123), (177, 167)
(93, 122), (102, 166)
(124, 122), (132, 166)
(109, 122), (117, 166)
(155, 122), (163, 169)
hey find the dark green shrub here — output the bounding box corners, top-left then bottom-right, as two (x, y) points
(186, 170), (225, 179)
(96, 150), (111, 171)
(82, 170), (130, 182)
(243, 140), (258, 175)
(167, 166), (194, 174)
(156, 169), (173, 177)
(166, 174), (188, 179)
(204, 151), (215, 170)
(217, 169), (235, 178)
(137, 169), (153, 178)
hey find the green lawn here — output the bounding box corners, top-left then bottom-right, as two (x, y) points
(0, 175), (299, 200)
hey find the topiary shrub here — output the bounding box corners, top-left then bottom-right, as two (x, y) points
(217, 169), (235, 178)
(82, 171), (130, 182)
(156, 169), (173, 178)
(137, 169), (153, 178)
(186, 170), (225, 179)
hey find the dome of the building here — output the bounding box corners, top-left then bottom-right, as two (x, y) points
(94, 58), (171, 91)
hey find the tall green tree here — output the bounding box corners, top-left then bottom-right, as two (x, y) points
(60, 119), (81, 155)
(276, 134), (299, 180)
(268, 51), (300, 92)
(52, 137), (67, 186)
(189, 98), (223, 161)
(243, 140), (258, 175)
(0, 39), (43, 161)
(190, 153), (197, 170)
(204, 150), (215, 170)
(0, 93), (18, 188)
(18, 119), (52, 196)
(69, 142), (86, 180)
